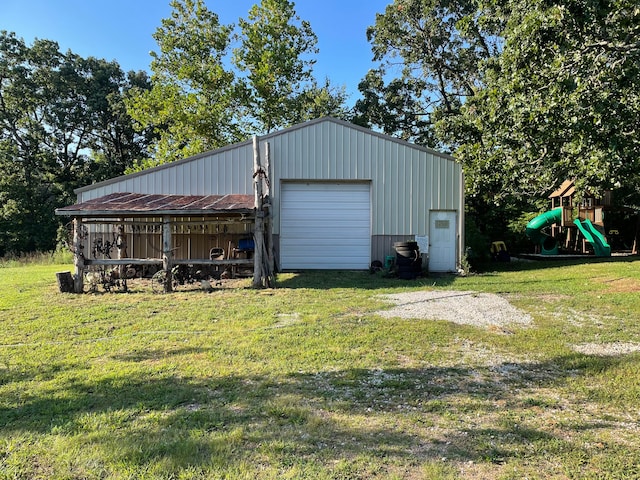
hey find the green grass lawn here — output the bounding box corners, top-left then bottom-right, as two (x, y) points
(0, 258), (639, 479)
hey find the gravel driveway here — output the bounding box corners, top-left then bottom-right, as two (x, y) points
(377, 290), (640, 356)
(377, 290), (533, 328)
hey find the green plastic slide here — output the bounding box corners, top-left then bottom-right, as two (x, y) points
(574, 218), (611, 257)
(525, 208), (563, 255)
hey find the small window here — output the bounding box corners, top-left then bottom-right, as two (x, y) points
(435, 220), (450, 229)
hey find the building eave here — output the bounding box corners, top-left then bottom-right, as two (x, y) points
(55, 192), (255, 217)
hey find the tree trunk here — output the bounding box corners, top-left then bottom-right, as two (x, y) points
(162, 215), (173, 292)
(73, 217), (85, 293)
(253, 135), (264, 288)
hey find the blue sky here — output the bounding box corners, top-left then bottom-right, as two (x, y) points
(0, 0), (391, 103)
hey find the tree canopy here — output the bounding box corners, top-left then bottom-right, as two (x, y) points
(127, 0), (348, 168)
(359, 0), (640, 207)
(354, 0), (502, 147)
(234, 0), (318, 133)
(454, 0), (640, 205)
(126, 0), (245, 167)
(0, 31), (149, 254)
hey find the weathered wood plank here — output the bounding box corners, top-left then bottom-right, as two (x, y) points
(84, 258), (253, 266)
(84, 259), (162, 266)
(73, 217), (85, 293)
(173, 259), (253, 266)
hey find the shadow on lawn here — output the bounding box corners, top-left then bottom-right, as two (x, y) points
(276, 269), (458, 290)
(275, 255), (640, 290)
(0, 351), (635, 471)
(475, 254), (639, 273)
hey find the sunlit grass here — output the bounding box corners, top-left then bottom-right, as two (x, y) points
(1, 257), (639, 478)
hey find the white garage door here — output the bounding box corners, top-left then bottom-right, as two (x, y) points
(280, 182), (371, 269)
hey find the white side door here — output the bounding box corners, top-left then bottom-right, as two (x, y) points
(429, 211), (457, 272)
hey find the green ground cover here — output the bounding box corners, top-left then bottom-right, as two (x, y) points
(0, 258), (639, 479)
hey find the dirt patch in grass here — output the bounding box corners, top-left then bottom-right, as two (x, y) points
(270, 313), (302, 329)
(601, 277), (640, 293)
(561, 307), (608, 328)
(572, 342), (640, 356)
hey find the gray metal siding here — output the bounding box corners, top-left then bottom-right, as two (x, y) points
(72, 118), (462, 268)
(77, 144), (255, 202)
(264, 119), (462, 239)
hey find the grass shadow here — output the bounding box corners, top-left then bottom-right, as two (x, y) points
(1, 351), (633, 472)
(275, 255), (640, 291)
(275, 270), (459, 290)
(475, 254), (639, 273)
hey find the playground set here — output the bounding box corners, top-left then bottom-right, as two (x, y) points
(525, 180), (639, 257)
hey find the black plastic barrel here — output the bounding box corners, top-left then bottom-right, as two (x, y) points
(394, 242), (421, 279)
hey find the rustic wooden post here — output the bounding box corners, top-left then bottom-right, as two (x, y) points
(116, 222), (128, 288)
(162, 215), (173, 292)
(73, 217), (85, 293)
(253, 135), (265, 288)
(264, 142), (275, 280)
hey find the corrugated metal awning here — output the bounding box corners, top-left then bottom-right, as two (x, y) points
(55, 192), (255, 217)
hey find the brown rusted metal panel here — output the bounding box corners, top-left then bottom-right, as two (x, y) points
(56, 192), (255, 216)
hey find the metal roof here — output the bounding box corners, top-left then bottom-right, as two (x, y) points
(55, 192), (255, 217)
(74, 117), (456, 195)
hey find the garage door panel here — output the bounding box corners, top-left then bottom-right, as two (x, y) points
(280, 183), (371, 270)
(283, 239), (370, 249)
(282, 214), (369, 223)
(280, 222), (370, 233)
(283, 202), (369, 213)
(281, 234), (369, 243)
(283, 253), (371, 268)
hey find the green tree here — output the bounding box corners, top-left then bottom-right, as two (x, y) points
(0, 31), (149, 254)
(233, 0), (321, 133)
(127, 0), (349, 169)
(0, 33), (87, 252)
(363, 0), (640, 204)
(454, 0), (640, 205)
(87, 68), (155, 181)
(355, 0), (502, 146)
(126, 0), (246, 168)
(292, 78), (350, 124)
(353, 69), (436, 146)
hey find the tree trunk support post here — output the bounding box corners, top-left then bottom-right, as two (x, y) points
(116, 221), (128, 290)
(162, 215), (173, 292)
(252, 136), (275, 288)
(264, 142), (275, 277)
(253, 135), (265, 288)
(632, 212), (640, 255)
(73, 217), (85, 293)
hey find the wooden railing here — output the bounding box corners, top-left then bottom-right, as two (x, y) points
(83, 258), (253, 267)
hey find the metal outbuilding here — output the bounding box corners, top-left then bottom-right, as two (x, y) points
(57, 117), (464, 289)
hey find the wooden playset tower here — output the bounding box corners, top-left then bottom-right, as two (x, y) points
(548, 180), (611, 254)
